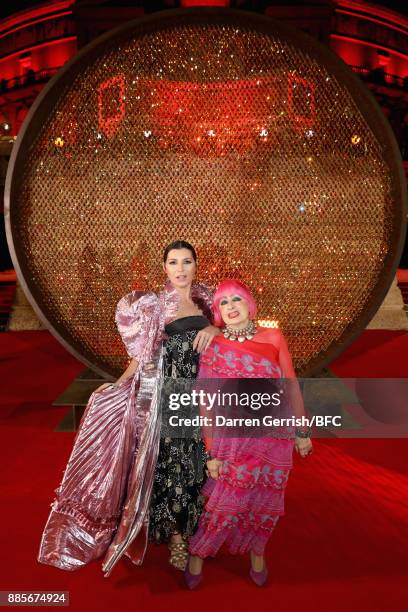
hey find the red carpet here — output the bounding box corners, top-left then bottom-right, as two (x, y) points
(0, 330), (407, 611)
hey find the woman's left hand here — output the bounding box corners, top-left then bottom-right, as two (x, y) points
(193, 325), (221, 353)
(295, 436), (313, 458)
(206, 458), (223, 479)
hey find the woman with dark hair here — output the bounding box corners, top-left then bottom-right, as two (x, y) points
(38, 240), (220, 575)
(184, 279), (313, 589)
(147, 241), (218, 568)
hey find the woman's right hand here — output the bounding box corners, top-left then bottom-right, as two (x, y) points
(94, 382), (115, 394)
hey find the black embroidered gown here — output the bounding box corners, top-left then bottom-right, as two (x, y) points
(149, 315), (210, 544)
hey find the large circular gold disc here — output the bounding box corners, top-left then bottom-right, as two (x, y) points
(5, 9), (407, 377)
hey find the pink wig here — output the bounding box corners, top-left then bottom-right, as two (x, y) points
(212, 279), (257, 327)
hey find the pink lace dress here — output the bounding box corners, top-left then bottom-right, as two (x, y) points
(189, 330), (298, 557)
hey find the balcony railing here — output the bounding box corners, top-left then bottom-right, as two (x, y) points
(350, 65), (408, 91)
(0, 68), (60, 93)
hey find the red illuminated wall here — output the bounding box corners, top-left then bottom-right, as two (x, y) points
(332, 0), (408, 80)
(0, 1), (77, 134)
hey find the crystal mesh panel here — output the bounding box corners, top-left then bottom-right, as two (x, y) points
(10, 20), (398, 377)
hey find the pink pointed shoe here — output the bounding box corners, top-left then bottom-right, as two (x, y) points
(184, 558), (203, 590)
(249, 564), (268, 587)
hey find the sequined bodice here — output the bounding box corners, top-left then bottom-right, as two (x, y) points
(163, 315), (210, 378)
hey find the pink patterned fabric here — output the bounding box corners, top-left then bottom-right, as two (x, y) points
(37, 281), (213, 576)
(115, 290), (161, 363)
(189, 333), (296, 558)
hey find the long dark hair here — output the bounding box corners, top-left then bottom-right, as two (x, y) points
(163, 240), (197, 263)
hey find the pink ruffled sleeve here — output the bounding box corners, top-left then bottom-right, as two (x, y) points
(115, 290), (159, 363)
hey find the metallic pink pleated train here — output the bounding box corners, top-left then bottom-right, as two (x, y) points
(37, 281), (213, 577)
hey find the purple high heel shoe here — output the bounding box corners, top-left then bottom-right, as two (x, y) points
(184, 558), (203, 590)
(249, 564), (268, 586)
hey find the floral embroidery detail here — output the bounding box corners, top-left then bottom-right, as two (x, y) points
(241, 354), (254, 371)
(203, 348), (281, 378)
(223, 350), (237, 369)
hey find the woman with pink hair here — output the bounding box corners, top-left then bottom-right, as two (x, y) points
(184, 279), (313, 589)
